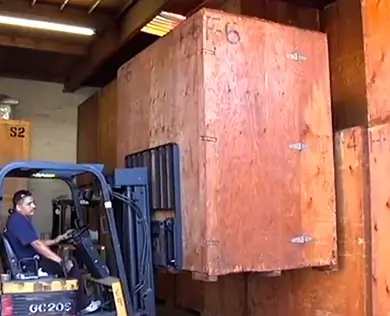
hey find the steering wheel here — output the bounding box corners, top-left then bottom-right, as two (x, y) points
(61, 225), (89, 243)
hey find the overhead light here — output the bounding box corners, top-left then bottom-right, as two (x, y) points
(0, 14), (95, 36)
(141, 11), (186, 37)
(0, 94), (19, 106)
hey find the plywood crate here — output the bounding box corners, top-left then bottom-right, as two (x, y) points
(117, 8), (336, 276)
(0, 120), (30, 218)
(368, 122), (390, 316)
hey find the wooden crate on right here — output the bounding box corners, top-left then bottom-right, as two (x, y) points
(117, 8), (336, 277)
(368, 123), (390, 316)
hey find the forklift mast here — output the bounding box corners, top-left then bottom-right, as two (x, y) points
(124, 143), (183, 270)
(106, 143), (183, 314)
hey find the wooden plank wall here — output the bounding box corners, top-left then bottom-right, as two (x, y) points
(369, 123), (390, 316)
(320, 0), (367, 130)
(324, 0), (390, 314)
(362, 0), (390, 126)
(0, 119), (31, 223)
(77, 80), (117, 170)
(97, 80), (117, 171)
(77, 80), (117, 270)
(363, 0), (390, 314)
(77, 94), (99, 167)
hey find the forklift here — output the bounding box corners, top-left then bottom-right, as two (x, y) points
(0, 143), (183, 316)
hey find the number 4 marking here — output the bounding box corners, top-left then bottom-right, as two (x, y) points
(347, 130), (357, 151)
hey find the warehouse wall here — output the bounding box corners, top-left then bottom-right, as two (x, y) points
(0, 77), (97, 233)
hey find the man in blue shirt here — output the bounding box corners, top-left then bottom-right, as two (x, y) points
(5, 189), (101, 314)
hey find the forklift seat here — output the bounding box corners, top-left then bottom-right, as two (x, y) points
(0, 233), (41, 280)
(0, 233), (21, 277)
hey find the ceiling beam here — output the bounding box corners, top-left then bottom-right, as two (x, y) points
(0, 34), (88, 55)
(63, 0), (175, 93)
(0, 0), (112, 30)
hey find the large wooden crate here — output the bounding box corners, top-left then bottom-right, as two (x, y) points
(0, 119), (30, 208)
(368, 122), (390, 316)
(117, 8), (336, 276)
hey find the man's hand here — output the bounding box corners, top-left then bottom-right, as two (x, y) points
(54, 229), (74, 244)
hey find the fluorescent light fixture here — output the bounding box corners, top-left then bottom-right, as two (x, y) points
(0, 14), (95, 36)
(0, 94), (19, 106)
(141, 11), (186, 37)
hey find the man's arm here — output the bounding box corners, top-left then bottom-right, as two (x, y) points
(31, 240), (62, 263)
(42, 229), (74, 247)
(42, 239), (60, 247)
(12, 217), (63, 264)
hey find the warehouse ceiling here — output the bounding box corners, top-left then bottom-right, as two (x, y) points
(0, 0), (335, 92)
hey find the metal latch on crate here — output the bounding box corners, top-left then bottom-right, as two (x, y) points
(291, 234), (314, 244)
(289, 142), (309, 151)
(286, 52), (307, 61)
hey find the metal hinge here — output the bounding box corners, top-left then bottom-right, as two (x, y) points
(286, 52), (307, 61)
(289, 142), (309, 151)
(291, 235), (315, 244)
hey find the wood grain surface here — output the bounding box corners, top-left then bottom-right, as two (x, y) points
(117, 8), (335, 276)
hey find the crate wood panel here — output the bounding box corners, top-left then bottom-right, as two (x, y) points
(252, 127), (371, 316)
(77, 81), (118, 275)
(155, 268), (176, 305)
(97, 80), (118, 275)
(363, 0), (390, 126)
(173, 127), (369, 316)
(97, 79), (117, 171)
(117, 8), (335, 275)
(321, 0), (367, 130)
(77, 93), (99, 165)
(287, 127), (371, 316)
(0, 120), (30, 216)
(77, 93), (99, 229)
(322, 0), (390, 130)
(369, 123), (390, 316)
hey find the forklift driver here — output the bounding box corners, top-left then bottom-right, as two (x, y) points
(5, 189), (102, 314)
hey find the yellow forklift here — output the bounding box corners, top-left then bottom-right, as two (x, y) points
(0, 144), (183, 316)
(0, 160), (158, 315)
